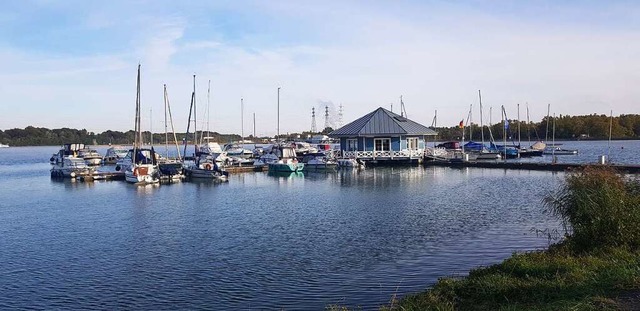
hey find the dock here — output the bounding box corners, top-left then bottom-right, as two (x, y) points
(424, 160), (640, 173)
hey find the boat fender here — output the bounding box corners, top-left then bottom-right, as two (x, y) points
(204, 163), (212, 170)
(115, 165), (121, 171)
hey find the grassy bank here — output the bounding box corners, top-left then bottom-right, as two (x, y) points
(372, 167), (640, 310)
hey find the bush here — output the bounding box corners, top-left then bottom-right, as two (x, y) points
(543, 166), (640, 252)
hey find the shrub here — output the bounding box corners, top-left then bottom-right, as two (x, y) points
(543, 166), (640, 252)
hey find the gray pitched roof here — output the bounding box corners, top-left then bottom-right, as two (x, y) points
(329, 107), (437, 137)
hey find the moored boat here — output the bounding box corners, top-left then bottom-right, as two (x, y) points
(50, 157), (92, 178)
(302, 152), (337, 170)
(103, 146), (128, 164)
(78, 148), (103, 166)
(268, 146), (304, 172)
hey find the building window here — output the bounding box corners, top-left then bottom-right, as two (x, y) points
(347, 139), (358, 151)
(374, 138), (390, 151)
(407, 137), (419, 150)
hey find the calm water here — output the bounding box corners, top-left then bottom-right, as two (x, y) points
(0, 145), (590, 310)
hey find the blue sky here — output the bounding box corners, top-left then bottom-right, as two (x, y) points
(1, 0), (638, 135)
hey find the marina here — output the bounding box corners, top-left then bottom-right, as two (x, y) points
(0, 145), (569, 310)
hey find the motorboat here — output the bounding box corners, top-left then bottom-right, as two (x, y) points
(50, 143), (85, 165)
(103, 146), (128, 164)
(302, 153), (338, 170)
(78, 148), (103, 166)
(184, 153), (229, 181)
(543, 146), (578, 155)
(268, 146), (304, 172)
(0, 143), (9, 148)
(50, 157), (92, 178)
(222, 143), (253, 159)
(293, 141), (318, 156)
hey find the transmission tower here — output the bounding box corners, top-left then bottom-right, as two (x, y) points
(338, 104), (344, 128)
(324, 105), (329, 130)
(311, 107), (317, 133)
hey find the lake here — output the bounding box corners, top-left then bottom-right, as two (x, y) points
(1, 143), (612, 310)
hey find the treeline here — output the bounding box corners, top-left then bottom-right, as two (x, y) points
(0, 126), (246, 147)
(434, 113), (640, 141)
(2, 114), (640, 146)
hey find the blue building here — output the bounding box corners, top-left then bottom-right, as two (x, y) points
(329, 107), (437, 164)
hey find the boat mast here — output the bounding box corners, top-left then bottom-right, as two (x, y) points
(164, 85), (181, 161)
(207, 80), (211, 142)
(193, 75), (198, 148)
(149, 108), (153, 146)
(277, 87), (280, 142)
(552, 113), (556, 158)
(608, 110), (613, 162)
(502, 105), (507, 159)
(526, 103), (531, 147)
(240, 98), (244, 144)
(545, 103), (550, 143)
(133, 64), (141, 165)
(164, 84), (169, 157)
(253, 112), (256, 139)
(479, 90), (485, 149)
(517, 103), (521, 148)
(183, 76), (196, 160)
(467, 104), (473, 141)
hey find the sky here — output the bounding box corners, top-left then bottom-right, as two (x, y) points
(0, 0), (638, 136)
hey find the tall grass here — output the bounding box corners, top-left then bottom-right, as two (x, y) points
(543, 166), (640, 252)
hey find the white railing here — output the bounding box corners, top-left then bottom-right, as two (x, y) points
(341, 149), (424, 159)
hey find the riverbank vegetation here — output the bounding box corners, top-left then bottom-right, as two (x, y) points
(380, 167), (640, 310)
(2, 114), (640, 146)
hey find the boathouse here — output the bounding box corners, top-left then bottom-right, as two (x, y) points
(329, 107), (437, 164)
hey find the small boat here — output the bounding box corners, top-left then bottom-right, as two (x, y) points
(302, 153), (338, 170)
(78, 148), (103, 166)
(268, 146), (304, 172)
(543, 146), (578, 155)
(0, 143), (9, 148)
(50, 157), (92, 178)
(293, 141), (318, 156)
(103, 146), (128, 164)
(222, 143), (253, 158)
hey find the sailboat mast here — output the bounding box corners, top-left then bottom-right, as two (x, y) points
(164, 84), (168, 157)
(277, 87), (280, 142)
(207, 80), (211, 141)
(164, 85), (181, 161)
(517, 104), (521, 148)
(479, 90), (484, 148)
(134, 64), (141, 149)
(193, 75), (197, 147)
(183, 78), (195, 160)
(545, 103), (550, 142)
(526, 103), (531, 146)
(240, 98), (244, 143)
(253, 112), (256, 139)
(149, 108), (153, 146)
(608, 110), (613, 161)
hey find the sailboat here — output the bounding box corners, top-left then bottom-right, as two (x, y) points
(156, 84), (185, 181)
(464, 90), (501, 160)
(124, 64), (160, 184)
(182, 75), (229, 181)
(268, 87), (304, 172)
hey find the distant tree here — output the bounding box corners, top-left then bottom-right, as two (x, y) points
(321, 127), (334, 135)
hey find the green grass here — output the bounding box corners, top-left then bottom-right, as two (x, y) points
(328, 167), (640, 311)
(390, 244), (640, 310)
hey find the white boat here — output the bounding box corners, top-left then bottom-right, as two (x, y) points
(50, 157), (92, 178)
(293, 141), (318, 156)
(543, 146), (578, 155)
(78, 148), (103, 166)
(125, 64), (159, 185)
(50, 143), (85, 165)
(223, 143), (253, 158)
(0, 143), (9, 148)
(103, 146), (128, 164)
(302, 153), (338, 170)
